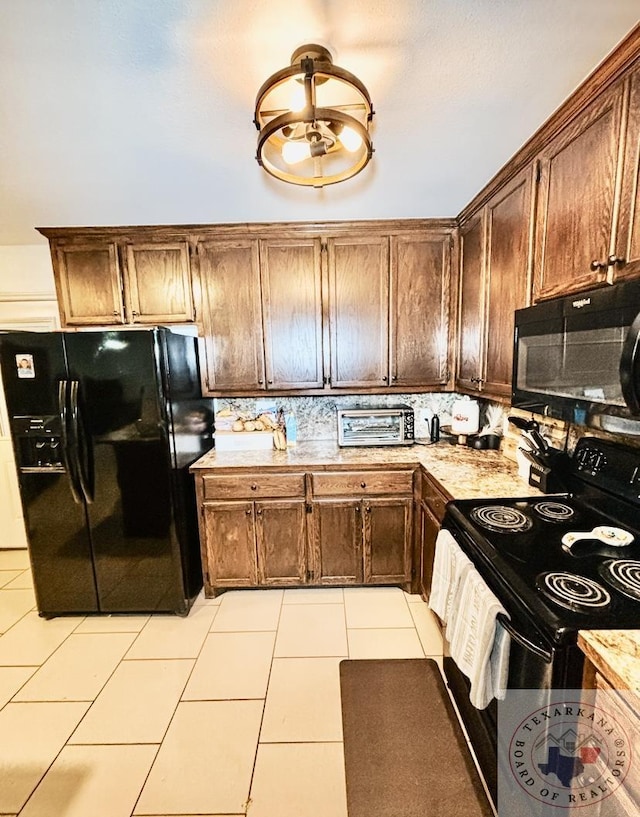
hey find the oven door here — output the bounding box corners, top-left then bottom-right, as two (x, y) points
(440, 523), (585, 810)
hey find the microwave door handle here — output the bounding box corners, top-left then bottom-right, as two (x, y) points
(496, 614), (552, 663)
(620, 311), (640, 414)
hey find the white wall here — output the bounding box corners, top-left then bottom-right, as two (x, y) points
(0, 244), (58, 548)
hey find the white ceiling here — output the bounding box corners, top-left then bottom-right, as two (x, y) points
(0, 1), (639, 245)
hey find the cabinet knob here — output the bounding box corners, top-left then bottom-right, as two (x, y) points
(590, 259), (607, 271)
(258, 379), (264, 385)
(382, 376), (388, 382)
(392, 375), (397, 382)
(360, 481), (366, 488)
(365, 505), (371, 513)
(112, 310), (119, 317)
(267, 380), (273, 385)
(245, 508), (251, 515)
(607, 255), (626, 268)
(131, 310), (139, 317)
(256, 508), (263, 516)
(251, 483), (257, 491)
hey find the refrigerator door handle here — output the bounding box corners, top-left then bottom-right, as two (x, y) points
(69, 379), (94, 504)
(58, 380), (83, 504)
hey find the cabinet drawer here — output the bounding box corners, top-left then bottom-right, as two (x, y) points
(202, 472), (305, 500)
(311, 470), (414, 497)
(420, 471), (449, 521)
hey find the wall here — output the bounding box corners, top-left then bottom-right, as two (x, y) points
(214, 393), (506, 443)
(0, 244), (57, 548)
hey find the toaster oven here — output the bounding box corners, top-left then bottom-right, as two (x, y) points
(337, 405), (415, 447)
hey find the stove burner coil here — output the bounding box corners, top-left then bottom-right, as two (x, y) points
(599, 560), (640, 602)
(532, 500), (575, 522)
(537, 572), (611, 611)
(469, 505), (533, 533)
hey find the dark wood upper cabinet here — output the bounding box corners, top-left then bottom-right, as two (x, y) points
(259, 238), (324, 389)
(456, 212), (486, 392)
(614, 62), (640, 282)
(197, 238), (266, 392)
(124, 242), (194, 323)
(52, 239), (194, 326)
(533, 82), (625, 300)
(390, 233), (451, 386)
(54, 242), (124, 325)
(327, 235), (390, 388)
(483, 166), (534, 396)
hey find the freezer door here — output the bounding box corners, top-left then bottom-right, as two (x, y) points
(0, 331), (99, 614)
(64, 329), (188, 613)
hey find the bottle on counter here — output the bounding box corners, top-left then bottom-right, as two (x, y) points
(429, 414), (440, 443)
(285, 411), (297, 446)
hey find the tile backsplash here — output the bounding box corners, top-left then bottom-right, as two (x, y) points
(214, 393), (504, 442)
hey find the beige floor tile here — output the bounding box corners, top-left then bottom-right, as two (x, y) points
(18, 743), (158, 817)
(283, 588), (344, 604)
(211, 589), (283, 632)
(343, 587), (414, 628)
(182, 631), (275, 700)
(274, 604), (348, 658)
(0, 612), (83, 666)
(0, 588), (36, 634)
(0, 701), (89, 814)
(70, 659), (193, 744)
(125, 604), (218, 659)
(14, 633), (137, 701)
(0, 666), (37, 707)
(260, 657), (343, 742)
(347, 627), (425, 658)
(409, 600), (444, 655)
(134, 700), (262, 815)
(0, 570), (24, 588)
(0, 549), (30, 570)
(249, 743), (348, 817)
(73, 614), (150, 633)
(2, 568), (33, 590)
(404, 589), (425, 604)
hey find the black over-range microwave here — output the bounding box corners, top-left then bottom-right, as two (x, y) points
(512, 279), (640, 432)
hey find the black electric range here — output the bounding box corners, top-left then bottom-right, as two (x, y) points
(440, 435), (640, 809)
(445, 436), (640, 644)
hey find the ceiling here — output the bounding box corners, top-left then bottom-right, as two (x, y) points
(1, 1), (639, 246)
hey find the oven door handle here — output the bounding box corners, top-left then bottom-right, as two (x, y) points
(497, 614), (553, 663)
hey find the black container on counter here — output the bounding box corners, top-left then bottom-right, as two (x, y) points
(429, 414), (440, 443)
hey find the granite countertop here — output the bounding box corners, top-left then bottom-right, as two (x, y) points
(190, 439), (539, 499)
(578, 630), (640, 711)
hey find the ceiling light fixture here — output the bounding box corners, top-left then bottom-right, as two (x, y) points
(254, 44), (374, 188)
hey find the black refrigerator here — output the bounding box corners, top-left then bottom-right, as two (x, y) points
(0, 327), (213, 617)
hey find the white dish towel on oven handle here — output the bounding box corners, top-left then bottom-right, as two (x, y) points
(429, 529), (511, 710)
(449, 566), (511, 710)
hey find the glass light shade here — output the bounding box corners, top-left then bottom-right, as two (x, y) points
(282, 140), (311, 164)
(339, 125), (363, 152)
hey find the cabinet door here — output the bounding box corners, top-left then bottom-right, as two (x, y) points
(255, 500), (307, 585)
(533, 83), (625, 300)
(615, 63), (640, 282)
(197, 239), (266, 392)
(124, 242), (194, 323)
(310, 499), (363, 584)
(390, 233), (450, 386)
(483, 167), (534, 396)
(54, 243), (123, 326)
(364, 497), (412, 585)
(260, 238), (324, 388)
(456, 213), (486, 391)
(327, 236), (390, 388)
(201, 501), (257, 591)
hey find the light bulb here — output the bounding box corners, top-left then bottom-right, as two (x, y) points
(339, 126), (362, 152)
(282, 140), (311, 164)
(289, 82), (307, 113)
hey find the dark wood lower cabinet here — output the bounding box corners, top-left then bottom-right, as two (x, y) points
(195, 466), (415, 596)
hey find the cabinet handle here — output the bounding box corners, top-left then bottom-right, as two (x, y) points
(131, 310), (139, 317)
(251, 483), (257, 491)
(607, 255), (626, 268)
(360, 481), (366, 488)
(590, 259), (607, 271)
